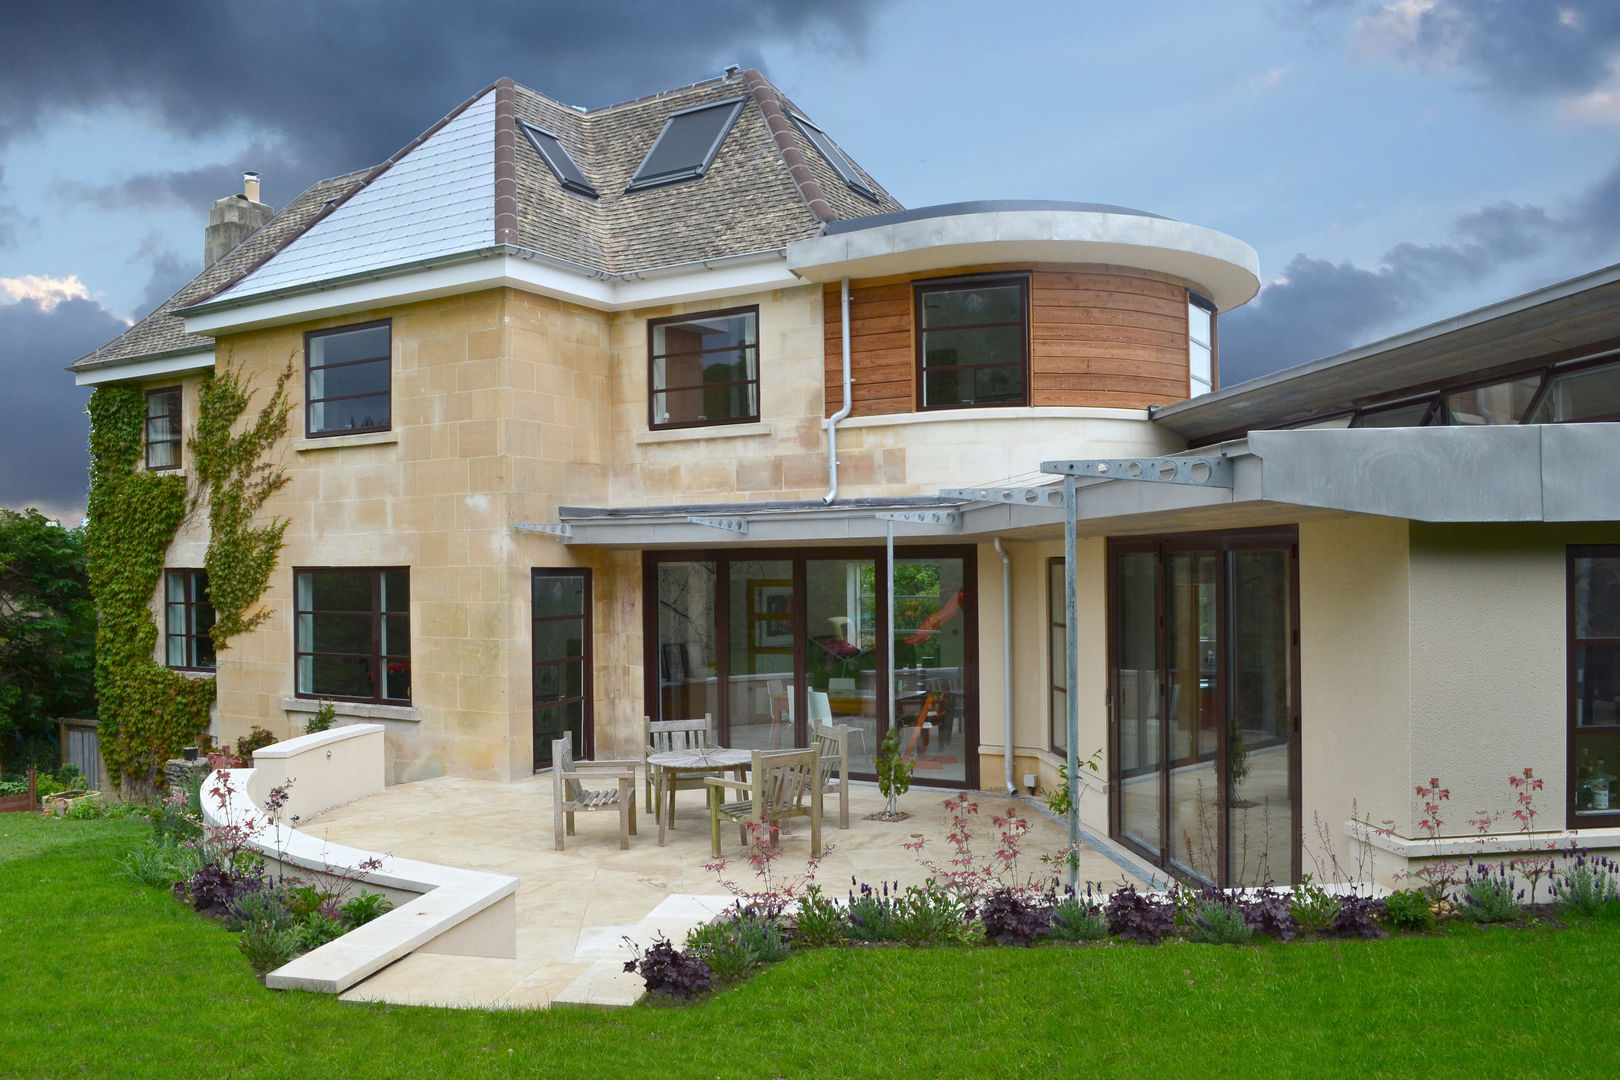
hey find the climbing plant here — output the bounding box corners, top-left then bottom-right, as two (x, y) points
(191, 358), (292, 644)
(85, 386), (214, 792)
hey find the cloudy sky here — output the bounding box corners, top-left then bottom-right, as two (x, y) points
(4, 0), (1619, 522)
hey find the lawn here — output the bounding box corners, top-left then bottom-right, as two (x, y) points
(2, 813), (1614, 1080)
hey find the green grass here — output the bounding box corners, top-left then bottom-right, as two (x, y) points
(3, 814), (1616, 1079)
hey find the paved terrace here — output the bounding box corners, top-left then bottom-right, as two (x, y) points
(299, 775), (1152, 1009)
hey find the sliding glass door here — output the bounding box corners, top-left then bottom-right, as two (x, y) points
(1108, 529), (1299, 886)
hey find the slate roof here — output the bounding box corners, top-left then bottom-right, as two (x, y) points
(70, 169), (370, 371)
(76, 70), (903, 373)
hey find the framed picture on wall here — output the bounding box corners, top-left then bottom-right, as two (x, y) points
(749, 581), (794, 651)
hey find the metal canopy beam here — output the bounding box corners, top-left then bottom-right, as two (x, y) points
(515, 521), (572, 538)
(874, 508), (962, 529)
(1040, 454), (1233, 488)
(687, 515), (749, 534)
(941, 485), (1067, 509)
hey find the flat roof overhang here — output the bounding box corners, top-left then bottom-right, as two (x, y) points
(1155, 262), (1620, 446)
(786, 201), (1261, 313)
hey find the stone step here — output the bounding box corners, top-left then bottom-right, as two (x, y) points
(550, 893), (733, 1008)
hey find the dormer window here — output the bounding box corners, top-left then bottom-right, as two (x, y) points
(519, 121), (597, 199)
(626, 98), (746, 192)
(789, 114), (879, 203)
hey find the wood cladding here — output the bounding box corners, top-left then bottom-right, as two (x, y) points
(823, 268), (1194, 416)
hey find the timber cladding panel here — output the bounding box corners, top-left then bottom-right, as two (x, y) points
(824, 267), (1193, 417)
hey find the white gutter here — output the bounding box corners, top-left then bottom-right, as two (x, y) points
(823, 277), (853, 504)
(993, 537), (1016, 795)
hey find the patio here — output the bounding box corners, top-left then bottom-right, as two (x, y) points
(296, 774), (1152, 1009)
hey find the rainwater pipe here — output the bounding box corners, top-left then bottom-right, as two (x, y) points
(993, 538), (1016, 796)
(823, 277), (853, 504)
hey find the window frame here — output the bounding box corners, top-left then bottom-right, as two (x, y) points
(145, 386), (183, 470)
(1188, 293), (1216, 397)
(914, 274), (1031, 411)
(1048, 556), (1068, 755)
(788, 113), (880, 203)
(518, 120), (597, 199)
(293, 567), (411, 706)
(304, 320), (393, 439)
(645, 305), (761, 431)
(532, 567), (594, 769)
(625, 97), (747, 193)
(164, 568), (215, 672)
(1568, 545), (1620, 830)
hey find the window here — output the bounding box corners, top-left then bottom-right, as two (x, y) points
(1445, 376), (1541, 425)
(518, 121), (596, 198)
(533, 569), (592, 770)
(305, 321), (391, 437)
(915, 276), (1029, 409)
(294, 568), (410, 704)
(1350, 398), (1439, 428)
(626, 98), (746, 192)
(1527, 358), (1620, 424)
(1049, 558), (1068, 755)
(165, 570), (215, 671)
(1188, 295), (1215, 397)
(789, 114), (879, 202)
(1570, 546), (1620, 827)
(647, 306), (759, 429)
(146, 387), (182, 470)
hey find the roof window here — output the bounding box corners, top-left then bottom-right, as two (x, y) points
(626, 98), (746, 192)
(790, 114), (879, 202)
(519, 122), (597, 198)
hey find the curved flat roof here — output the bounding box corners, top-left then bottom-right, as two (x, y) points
(789, 201), (1260, 312)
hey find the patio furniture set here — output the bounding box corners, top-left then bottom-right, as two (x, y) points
(550, 717), (852, 856)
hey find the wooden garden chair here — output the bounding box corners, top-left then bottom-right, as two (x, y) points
(643, 714), (714, 816)
(552, 732), (638, 851)
(705, 747), (822, 859)
(811, 722), (851, 830)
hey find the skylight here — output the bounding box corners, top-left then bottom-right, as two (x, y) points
(790, 114), (879, 203)
(519, 121), (597, 198)
(626, 98), (746, 192)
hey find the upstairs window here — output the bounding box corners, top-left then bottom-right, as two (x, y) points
(295, 568), (411, 705)
(519, 121), (597, 198)
(165, 569), (215, 671)
(648, 307), (759, 429)
(1526, 358), (1620, 424)
(626, 98), (746, 192)
(306, 321), (391, 437)
(1189, 295), (1215, 397)
(916, 276), (1029, 409)
(789, 114), (879, 202)
(146, 387), (182, 470)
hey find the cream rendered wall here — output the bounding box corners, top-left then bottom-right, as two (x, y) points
(1297, 515), (1411, 878)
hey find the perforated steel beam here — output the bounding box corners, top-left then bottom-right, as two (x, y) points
(1040, 454), (1233, 488)
(687, 515), (749, 534)
(515, 521), (572, 538)
(874, 509), (962, 529)
(941, 485), (1067, 508)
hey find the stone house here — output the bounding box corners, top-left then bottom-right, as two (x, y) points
(73, 69), (1620, 887)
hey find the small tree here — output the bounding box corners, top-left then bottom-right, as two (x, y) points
(875, 726), (913, 819)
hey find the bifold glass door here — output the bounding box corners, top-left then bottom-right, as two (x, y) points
(1109, 531), (1299, 886)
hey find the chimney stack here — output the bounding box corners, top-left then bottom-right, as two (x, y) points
(204, 171), (273, 268)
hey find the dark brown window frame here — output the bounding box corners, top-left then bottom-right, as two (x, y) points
(914, 273), (1031, 411)
(304, 320), (392, 438)
(164, 568), (215, 672)
(641, 544), (980, 790)
(1106, 526), (1302, 887)
(145, 386), (183, 470)
(1568, 544), (1620, 829)
(293, 566), (410, 705)
(1048, 556), (1068, 755)
(646, 305), (760, 431)
(532, 567), (594, 769)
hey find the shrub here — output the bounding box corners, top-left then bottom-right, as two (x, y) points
(1104, 886), (1174, 945)
(893, 881), (972, 945)
(1458, 862), (1524, 924)
(149, 786), (202, 845)
(1326, 894), (1387, 939)
(238, 922), (301, 976)
(304, 700), (336, 734)
(1050, 890), (1107, 942)
(1241, 888), (1297, 942)
(1381, 888), (1439, 932)
(846, 881), (900, 942)
(235, 725), (278, 762)
(978, 888), (1052, 947)
(294, 913), (346, 952)
(121, 838), (202, 889)
(282, 882), (338, 922)
(1552, 852), (1620, 918)
(791, 885), (847, 946)
(1289, 876), (1341, 935)
(684, 912), (790, 984)
(175, 861), (263, 918)
(228, 888), (294, 934)
(1186, 889), (1254, 945)
(339, 889), (394, 930)
(623, 935), (711, 999)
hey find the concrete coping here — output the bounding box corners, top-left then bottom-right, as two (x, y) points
(251, 722), (384, 760)
(200, 766), (518, 995)
(1346, 821), (1620, 858)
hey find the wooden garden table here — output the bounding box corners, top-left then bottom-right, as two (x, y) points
(647, 746), (752, 846)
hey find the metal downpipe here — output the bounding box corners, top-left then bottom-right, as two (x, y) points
(823, 277), (853, 504)
(993, 537), (1016, 796)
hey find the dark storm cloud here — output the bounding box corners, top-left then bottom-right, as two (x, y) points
(2, 1), (881, 206)
(1220, 158), (1620, 384)
(0, 296), (129, 519)
(55, 149), (286, 212)
(131, 250), (194, 321)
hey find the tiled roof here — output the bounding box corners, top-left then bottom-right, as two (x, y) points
(70, 169), (370, 371)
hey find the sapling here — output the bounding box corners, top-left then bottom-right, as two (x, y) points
(875, 726), (912, 819)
